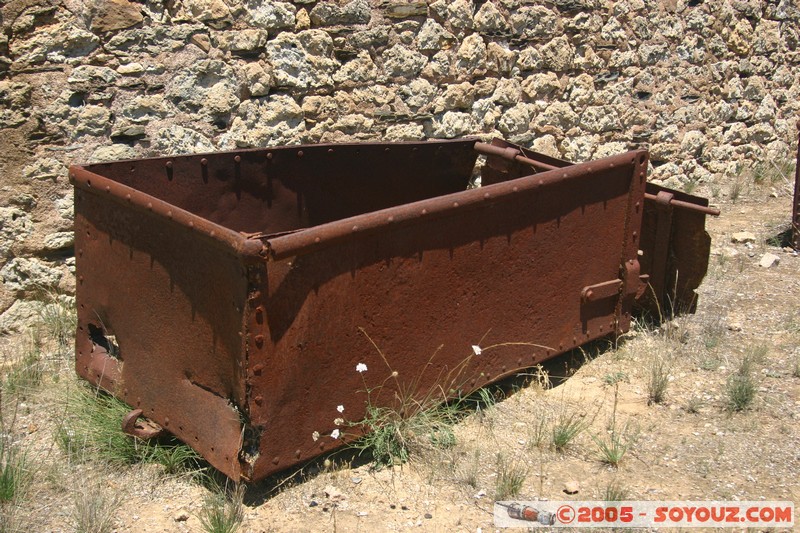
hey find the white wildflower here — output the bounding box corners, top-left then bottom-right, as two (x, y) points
(356, 363), (368, 373)
(472, 345), (482, 356)
(337, 405), (344, 413)
(312, 431), (320, 442)
(331, 429), (340, 439)
(334, 418), (344, 426)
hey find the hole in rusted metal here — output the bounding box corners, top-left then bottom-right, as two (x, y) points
(88, 323), (120, 359)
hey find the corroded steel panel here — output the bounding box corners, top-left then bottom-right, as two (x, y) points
(69, 138), (697, 482)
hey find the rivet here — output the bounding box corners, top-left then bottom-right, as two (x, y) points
(164, 417), (170, 426)
(484, 193), (490, 199)
(266, 152), (273, 160)
(297, 150), (304, 158)
(69, 173), (75, 180)
(421, 209), (427, 215)
(352, 225), (359, 231)
(126, 194), (131, 201)
(253, 363), (264, 376)
(453, 202), (459, 208)
(272, 456), (279, 465)
(189, 221), (194, 228)
(234, 155), (241, 163)
(255, 334), (265, 347)
(86, 180), (92, 187)
(512, 186), (518, 192)
(314, 237), (321, 243)
(200, 158), (208, 166)
(255, 396), (264, 405)
(147, 202), (152, 210)
(105, 186), (110, 192)
(295, 449), (301, 459)
(167, 210), (173, 218)
(328, 148), (334, 154)
(255, 307), (264, 322)
(387, 215), (394, 222)
(210, 230), (216, 237)
(632, 231), (638, 239)
(539, 180), (544, 185)
(165, 161), (173, 169)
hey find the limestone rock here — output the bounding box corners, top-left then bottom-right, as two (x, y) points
(384, 0), (427, 18)
(579, 106), (621, 133)
(1, 258), (63, 293)
(89, 0), (143, 33)
(89, 144), (138, 163)
(455, 34), (487, 76)
(117, 62), (145, 75)
(491, 78), (521, 106)
(166, 59), (240, 119)
(416, 19), (456, 51)
(219, 95), (304, 148)
(75, 105), (112, 136)
(245, 1), (296, 30)
(266, 32), (339, 90)
(497, 103), (535, 137)
(397, 79), (436, 111)
(474, 2), (510, 34)
(535, 101), (578, 132)
(430, 111), (477, 138)
(382, 44), (427, 78)
(43, 232), (75, 251)
(486, 42), (516, 75)
(510, 6), (559, 39)
(0, 81), (31, 127)
(594, 142), (628, 158)
(120, 95), (170, 123)
(384, 123), (425, 141)
(333, 51), (378, 86)
(309, 0), (370, 26)
(758, 253), (780, 268)
(10, 23), (99, 65)
(170, 0), (231, 25)
(68, 65), (119, 88)
(0, 300), (46, 334)
(151, 125), (215, 155)
(727, 19), (754, 56)
(521, 73), (561, 99)
(23, 158), (65, 181)
(680, 130), (707, 157)
(446, 0), (475, 33)
(295, 8), (311, 31)
(531, 135), (560, 158)
(731, 232), (756, 244)
(0, 208), (33, 258)
(243, 62), (272, 97)
(213, 29), (269, 55)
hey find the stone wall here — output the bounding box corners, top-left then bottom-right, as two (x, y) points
(1, 0), (799, 328)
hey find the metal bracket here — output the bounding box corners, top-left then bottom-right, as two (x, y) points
(581, 279), (623, 302)
(122, 409), (165, 440)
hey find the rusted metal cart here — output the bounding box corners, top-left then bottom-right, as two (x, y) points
(70, 138), (717, 481)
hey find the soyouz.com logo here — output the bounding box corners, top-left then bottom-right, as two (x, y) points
(494, 501), (794, 528)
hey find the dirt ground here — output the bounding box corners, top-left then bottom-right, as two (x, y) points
(2, 180), (799, 532)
